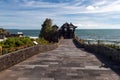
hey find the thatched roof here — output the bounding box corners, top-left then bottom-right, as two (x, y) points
(61, 22), (77, 29)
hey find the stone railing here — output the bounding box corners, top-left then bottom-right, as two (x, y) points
(0, 43), (59, 71)
(74, 35), (120, 63)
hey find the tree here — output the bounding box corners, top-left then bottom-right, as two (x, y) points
(51, 25), (59, 42)
(39, 18), (52, 40)
(39, 18), (59, 42)
(52, 25), (59, 32)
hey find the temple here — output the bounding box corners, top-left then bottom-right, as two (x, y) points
(60, 22), (77, 39)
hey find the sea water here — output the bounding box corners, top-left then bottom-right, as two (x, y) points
(7, 29), (40, 38)
(75, 29), (120, 42)
(7, 29), (120, 42)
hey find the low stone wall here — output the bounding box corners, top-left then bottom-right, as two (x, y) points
(73, 37), (85, 48)
(74, 37), (120, 63)
(0, 43), (58, 71)
(84, 45), (120, 61)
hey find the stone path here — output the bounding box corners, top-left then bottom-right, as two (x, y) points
(0, 39), (119, 80)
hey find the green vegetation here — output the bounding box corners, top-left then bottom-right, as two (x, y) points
(0, 19), (60, 55)
(39, 18), (59, 42)
(98, 44), (120, 49)
(75, 36), (120, 50)
(0, 37), (49, 55)
(0, 37), (34, 54)
(3, 37), (34, 47)
(36, 38), (49, 45)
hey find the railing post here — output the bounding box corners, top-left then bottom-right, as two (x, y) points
(98, 40), (100, 45)
(88, 40), (90, 45)
(113, 41), (116, 48)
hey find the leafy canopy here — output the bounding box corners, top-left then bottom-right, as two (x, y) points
(39, 18), (59, 42)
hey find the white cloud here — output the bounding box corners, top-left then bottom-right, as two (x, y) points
(75, 22), (120, 29)
(86, 6), (96, 10)
(18, 0), (120, 14)
(93, 0), (107, 6)
(88, 0), (120, 13)
(1, 0), (120, 29)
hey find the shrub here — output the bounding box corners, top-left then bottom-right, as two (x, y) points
(2, 48), (8, 55)
(99, 44), (120, 49)
(0, 37), (34, 54)
(0, 37), (51, 55)
(3, 38), (15, 48)
(36, 38), (48, 45)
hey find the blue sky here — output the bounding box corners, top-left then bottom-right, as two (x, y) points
(0, 0), (120, 29)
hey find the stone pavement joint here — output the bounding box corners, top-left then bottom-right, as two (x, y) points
(0, 39), (119, 80)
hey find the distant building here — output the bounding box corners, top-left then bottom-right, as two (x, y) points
(60, 22), (77, 39)
(10, 32), (24, 37)
(17, 32), (24, 37)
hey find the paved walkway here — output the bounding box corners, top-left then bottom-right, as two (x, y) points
(0, 39), (119, 80)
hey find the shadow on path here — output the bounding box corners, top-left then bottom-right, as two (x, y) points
(73, 39), (120, 76)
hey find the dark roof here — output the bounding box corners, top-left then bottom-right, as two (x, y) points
(61, 22), (77, 28)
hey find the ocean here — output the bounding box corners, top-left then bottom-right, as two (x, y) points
(7, 29), (120, 42)
(75, 29), (120, 42)
(7, 29), (40, 38)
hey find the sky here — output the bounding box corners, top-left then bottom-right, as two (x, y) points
(0, 0), (120, 29)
